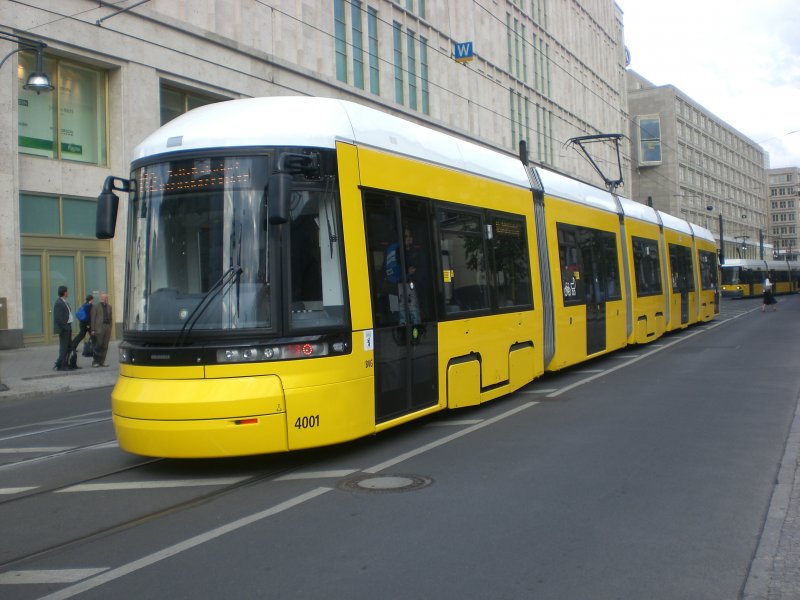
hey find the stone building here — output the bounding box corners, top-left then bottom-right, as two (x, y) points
(626, 70), (768, 262)
(0, 0), (629, 348)
(768, 167), (799, 260)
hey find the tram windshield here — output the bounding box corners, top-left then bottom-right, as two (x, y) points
(720, 266), (741, 285)
(125, 154), (346, 337)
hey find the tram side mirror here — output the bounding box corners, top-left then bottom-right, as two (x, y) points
(97, 176), (129, 239)
(267, 172), (292, 225)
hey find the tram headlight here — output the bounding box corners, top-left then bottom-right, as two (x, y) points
(119, 347), (131, 364)
(215, 342), (330, 364)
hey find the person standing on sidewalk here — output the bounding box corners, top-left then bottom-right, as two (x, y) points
(90, 292), (113, 367)
(53, 286), (74, 371)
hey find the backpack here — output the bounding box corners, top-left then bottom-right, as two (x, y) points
(76, 304), (88, 323)
(384, 242), (401, 284)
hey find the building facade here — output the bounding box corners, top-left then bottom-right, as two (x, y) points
(626, 70), (768, 262)
(768, 167), (799, 260)
(1, 0), (629, 349)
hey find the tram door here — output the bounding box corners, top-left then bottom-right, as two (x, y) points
(579, 230), (607, 355)
(669, 244), (693, 324)
(559, 225), (620, 357)
(364, 193), (438, 423)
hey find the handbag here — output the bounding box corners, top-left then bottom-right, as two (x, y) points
(82, 337), (95, 357)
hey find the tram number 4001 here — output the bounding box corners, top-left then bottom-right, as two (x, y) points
(295, 415), (320, 429)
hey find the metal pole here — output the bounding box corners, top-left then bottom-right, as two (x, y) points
(759, 230), (764, 261)
(719, 213), (724, 265)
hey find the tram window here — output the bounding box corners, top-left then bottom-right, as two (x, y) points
(632, 236), (663, 296)
(773, 269), (789, 283)
(491, 215), (533, 308)
(364, 192), (436, 327)
(599, 231), (622, 301)
(364, 195), (400, 328)
(288, 190), (346, 330)
(698, 250), (718, 290)
(721, 267), (740, 285)
(557, 224), (585, 306)
(668, 244), (695, 293)
(439, 208), (489, 313)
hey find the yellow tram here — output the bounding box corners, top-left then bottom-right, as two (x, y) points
(96, 97), (719, 458)
(720, 259), (799, 298)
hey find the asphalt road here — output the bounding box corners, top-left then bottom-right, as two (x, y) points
(1, 296), (798, 600)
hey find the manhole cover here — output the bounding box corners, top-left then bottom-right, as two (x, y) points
(339, 474), (432, 494)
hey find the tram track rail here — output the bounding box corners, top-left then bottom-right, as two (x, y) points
(0, 456), (310, 572)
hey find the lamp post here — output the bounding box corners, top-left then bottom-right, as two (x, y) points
(735, 235), (750, 259)
(0, 31), (54, 93)
(0, 32), (53, 392)
(705, 204), (724, 265)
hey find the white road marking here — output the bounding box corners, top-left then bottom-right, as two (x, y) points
(519, 388), (558, 394)
(0, 486), (37, 495)
(88, 441), (119, 450)
(426, 419), (484, 427)
(36, 488), (332, 600)
(364, 401), (538, 474)
(0, 569), (108, 585)
(0, 447), (71, 453)
(57, 477), (248, 493)
(547, 314), (740, 399)
(572, 369), (605, 373)
(275, 469), (357, 481)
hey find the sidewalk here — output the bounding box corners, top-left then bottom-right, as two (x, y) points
(0, 339), (120, 401)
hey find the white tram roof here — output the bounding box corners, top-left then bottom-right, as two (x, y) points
(657, 210), (693, 235)
(536, 167), (618, 214)
(689, 223), (715, 243)
(617, 196), (660, 225)
(722, 258), (793, 270)
(133, 96), (531, 188)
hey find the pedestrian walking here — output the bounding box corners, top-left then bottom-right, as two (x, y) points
(762, 274), (778, 312)
(90, 292), (113, 367)
(70, 294), (93, 365)
(53, 285), (74, 371)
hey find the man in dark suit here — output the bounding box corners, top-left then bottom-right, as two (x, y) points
(53, 285), (74, 371)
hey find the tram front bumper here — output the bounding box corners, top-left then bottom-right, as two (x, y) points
(112, 374), (288, 458)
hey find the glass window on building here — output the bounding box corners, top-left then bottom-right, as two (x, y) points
(393, 22), (404, 104)
(18, 54), (107, 165)
(351, 0), (365, 89)
(638, 115), (662, 165)
(20, 194), (97, 238)
(160, 84), (222, 125)
(368, 7), (380, 95)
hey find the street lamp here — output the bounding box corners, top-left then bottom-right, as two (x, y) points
(0, 31), (54, 94)
(735, 235), (750, 259)
(706, 204), (724, 264)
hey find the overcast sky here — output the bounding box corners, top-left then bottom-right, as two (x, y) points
(616, 0), (800, 169)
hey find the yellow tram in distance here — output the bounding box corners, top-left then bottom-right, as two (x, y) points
(720, 258), (799, 298)
(96, 96), (719, 458)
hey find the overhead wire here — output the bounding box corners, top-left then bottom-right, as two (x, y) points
(8, 0), (769, 205)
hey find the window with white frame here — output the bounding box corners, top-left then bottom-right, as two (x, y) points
(638, 115), (662, 165)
